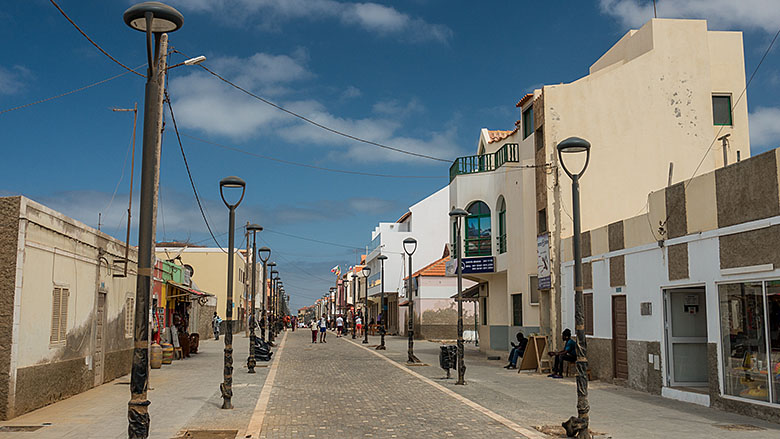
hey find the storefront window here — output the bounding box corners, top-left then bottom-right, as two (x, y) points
(465, 201), (491, 257)
(765, 281), (780, 404)
(718, 282), (770, 403)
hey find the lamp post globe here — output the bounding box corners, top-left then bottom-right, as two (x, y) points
(403, 238), (420, 363)
(124, 2), (184, 437)
(362, 266), (371, 344)
(449, 207), (468, 385)
(557, 137), (592, 438)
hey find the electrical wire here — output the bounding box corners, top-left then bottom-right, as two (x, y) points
(263, 228), (365, 250)
(181, 133), (443, 180)
(0, 69), (140, 115)
(169, 49), (451, 163)
(164, 90), (227, 253)
(49, 0), (145, 78)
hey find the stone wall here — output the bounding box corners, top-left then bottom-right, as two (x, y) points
(586, 337), (613, 383)
(0, 197), (20, 420)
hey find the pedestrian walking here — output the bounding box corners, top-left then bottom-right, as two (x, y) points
(355, 314), (363, 337)
(310, 319), (318, 343)
(336, 314), (344, 337)
(319, 313), (328, 343)
(212, 312), (222, 340)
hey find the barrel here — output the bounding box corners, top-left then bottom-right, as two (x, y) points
(150, 343), (163, 369)
(161, 343), (174, 365)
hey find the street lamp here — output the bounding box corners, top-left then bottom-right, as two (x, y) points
(449, 207), (468, 385)
(219, 175), (246, 410)
(377, 254), (388, 350)
(351, 273), (357, 339)
(246, 224), (262, 374)
(277, 281), (284, 334)
(403, 237), (420, 364)
(266, 262), (276, 342)
(557, 137), (592, 439)
(123, 2), (183, 437)
(270, 269), (279, 342)
(258, 247), (271, 342)
(362, 266), (372, 344)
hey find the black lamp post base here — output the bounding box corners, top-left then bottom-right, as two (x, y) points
(375, 345), (386, 350)
(406, 355), (420, 364)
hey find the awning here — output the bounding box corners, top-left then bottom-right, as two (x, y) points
(450, 283), (479, 301)
(166, 281), (212, 299)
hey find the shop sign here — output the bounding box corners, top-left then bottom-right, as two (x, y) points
(537, 234), (551, 290)
(445, 257), (495, 275)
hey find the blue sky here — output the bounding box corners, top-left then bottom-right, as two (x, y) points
(2, 1), (780, 311)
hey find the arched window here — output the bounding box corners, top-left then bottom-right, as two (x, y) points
(466, 201), (491, 256)
(497, 196), (507, 254)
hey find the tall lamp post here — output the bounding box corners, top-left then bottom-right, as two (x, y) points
(266, 262), (276, 342)
(277, 281), (284, 333)
(362, 266), (372, 344)
(123, 2), (183, 436)
(558, 137), (592, 439)
(246, 224), (262, 373)
(270, 270), (279, 341)
(351, 273), (357, 339)
(218, 176), (246, 409)
(450, 207), (468, 385)
(376, 254), (388, 350)
(403, 238), (420, 364)
(258, 247), (271, 341)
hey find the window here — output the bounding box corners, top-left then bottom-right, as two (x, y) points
(465, 201), (491, 257)
(125, 296), (135, 338)
(713, 95), (733, 126)
(512, 294), (523, 326)
(523, 105), (534, 139)
(498, 197), (507, 254)
(50, 287), (69, 344)
(538, 209), (547, 234)
(719, 281), (780, 405)
(529, 276), (540, 305)
(584, 293), (594, 336)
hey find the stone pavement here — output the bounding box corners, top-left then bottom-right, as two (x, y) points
(0, 333), (271, 439)
(255, 330), (532, 439)
(368, 334), (780, 439)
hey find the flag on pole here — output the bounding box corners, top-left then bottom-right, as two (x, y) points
(331, 265), (341, 277)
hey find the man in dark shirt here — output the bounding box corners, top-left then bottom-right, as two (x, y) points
(504, 331), (528, 369)
(548, 328), (576, 378)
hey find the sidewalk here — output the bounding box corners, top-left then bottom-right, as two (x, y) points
(365, 334), (780, 438)
(0, 334), (273, 439)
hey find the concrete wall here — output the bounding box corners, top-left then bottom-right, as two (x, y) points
(0, 196), (139, 419)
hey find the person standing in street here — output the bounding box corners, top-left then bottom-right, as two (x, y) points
(319, 313), (328, 343)
(336, 314), (344, 337)
(310, 319), (318, 343)
(212, 312), (222, 340)
(355, 313), (363, 337)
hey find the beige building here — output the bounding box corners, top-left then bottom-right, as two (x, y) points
(155, 245), (253, 329)
(0, 196), (138, 419)
(448, 18), (750, 355)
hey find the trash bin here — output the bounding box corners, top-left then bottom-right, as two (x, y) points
(439, 345), (457, 378)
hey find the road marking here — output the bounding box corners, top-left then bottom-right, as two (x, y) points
(240, 332), (288, 439)
(343, 338), (548, 439)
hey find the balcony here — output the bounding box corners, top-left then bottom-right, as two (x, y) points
(449, 143), (520, 182)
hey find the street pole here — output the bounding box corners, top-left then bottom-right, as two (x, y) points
(404, 240), (420, 364)
(351, 274), (357, 339)
(362, 266), (371, 344)
(450, 208), (468, 385)
(556, 137), (592, 439)
(127, 28), (168, 439)
(377, 255), (387, 350)
(246, 225), (262, 373)
(219, 176), (246, 410)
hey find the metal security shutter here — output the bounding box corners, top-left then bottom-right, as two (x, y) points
(50, 287), (69, 343)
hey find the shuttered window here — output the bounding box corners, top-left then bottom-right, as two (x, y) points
(125, 297), (135, 338)
(50, 287), (69, 344)
(584, 293), (594, 336)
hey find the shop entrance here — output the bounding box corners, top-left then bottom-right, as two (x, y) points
(664, 287), (708, 387)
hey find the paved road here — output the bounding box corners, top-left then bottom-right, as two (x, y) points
(256, 330), (530, 439)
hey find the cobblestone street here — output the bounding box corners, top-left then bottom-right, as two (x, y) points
(255, 330), (533, 439)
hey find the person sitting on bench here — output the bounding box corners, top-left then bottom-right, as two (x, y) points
(548, 328), (576, 378)
(504, 331), (528, 369)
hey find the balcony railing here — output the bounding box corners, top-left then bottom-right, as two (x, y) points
(449, 143), (520, 182)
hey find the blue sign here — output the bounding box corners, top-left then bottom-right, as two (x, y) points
(462, 257), (495, 274)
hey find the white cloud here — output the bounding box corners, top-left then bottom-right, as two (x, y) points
(167, 0), (452, 43)
(0, 65), (30, 95)
(372, 98), (424, 117)
(749, 106), (780, 153)
(341, 86), (362, 99)
(599, 0), (780, 33)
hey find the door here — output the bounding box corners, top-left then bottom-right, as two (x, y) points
(94, 292), (107, 386)
(612, 295), (628, 380)
(664, 288), (708, 387)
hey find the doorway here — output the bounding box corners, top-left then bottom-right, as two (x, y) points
(94, 292), (107, 386)
(612, 295), (628, 380)
(664, 287), (708, 387)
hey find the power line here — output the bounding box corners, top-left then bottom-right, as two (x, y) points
(164, 90), (227, 253)
(49, 0), (145, 78)
(170, 49), (452, 163)
(181, 133), (443, 180)
(0, 69), (138, 115)
(264, 228), (364, 250)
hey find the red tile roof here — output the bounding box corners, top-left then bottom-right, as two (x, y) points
(405, 256), (448, 280)
(487, 129), (517, 144)
(516, 93), (534, 108)
(396, 211), (411, 223)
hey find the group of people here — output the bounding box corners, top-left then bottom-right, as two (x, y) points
(308, 312), (375, 343)
(503, 328), (578, 379)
